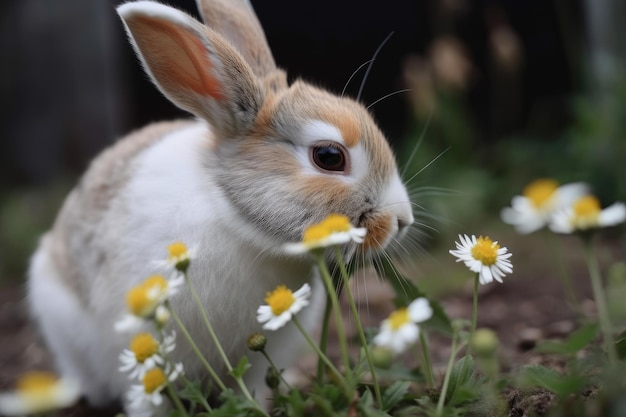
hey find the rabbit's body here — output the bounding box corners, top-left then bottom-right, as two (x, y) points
(28, 0), (414, 415)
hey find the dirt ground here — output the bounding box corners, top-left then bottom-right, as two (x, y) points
(0, 233), (623, 416)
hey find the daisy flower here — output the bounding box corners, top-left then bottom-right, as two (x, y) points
(501, 179), (589, 233)
(450, 234), (513, 285)
(166, 241), (195, 273)
(284, 213), (367, 254)
(0, 371), (81, 416)
(550, 195), (626, 233)
(119, 332), (176, 379)
(115, 274), (184, 332)
(373, 298), (433, 354)
(127, 362), (184, 410)
(257, 283), (311, 330)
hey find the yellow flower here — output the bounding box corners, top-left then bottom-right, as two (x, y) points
(257, 283), (311, 330)
(550, 195), (626, 233)
(285, 214), (367, 254)
(119, 332), (176, 379)
(501, 179), (589, 233)
(450, 234), (513, 285)
(115, 274), (184, 332)
(0, 371), (80, 416)
(373, 298), (433, 354)
(167, 241), (192, 272)
(127, 363), (184, 409)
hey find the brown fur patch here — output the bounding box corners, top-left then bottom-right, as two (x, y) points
(362, 212), (393, 250)
(318, 107), (361, 147)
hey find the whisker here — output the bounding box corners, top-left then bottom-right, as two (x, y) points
(366, 89), (412, 110)
(404, 147), (450, 185)
(342, 59), (374, 98)
(357, 32), (394, 102)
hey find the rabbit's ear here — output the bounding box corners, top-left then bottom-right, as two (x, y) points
(195, 0), (276, 78)
(117, 1), (263, 137)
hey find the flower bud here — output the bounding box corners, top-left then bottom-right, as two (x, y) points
(370, 346), (393, 369)
(247, 332), (267, 352)
(471, 328), (499, 357)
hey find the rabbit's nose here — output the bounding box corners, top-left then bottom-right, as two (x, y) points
(397, 215), (413, 233)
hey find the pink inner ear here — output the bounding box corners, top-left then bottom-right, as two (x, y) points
(128, 16), (225, 101)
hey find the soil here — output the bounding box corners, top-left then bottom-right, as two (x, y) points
(0, 233), (623, 416)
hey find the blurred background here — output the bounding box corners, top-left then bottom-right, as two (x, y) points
(1, 0), (625, 287)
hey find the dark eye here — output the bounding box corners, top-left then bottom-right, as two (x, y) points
(311, 144), (347, 172)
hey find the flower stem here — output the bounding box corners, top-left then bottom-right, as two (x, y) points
(334, 247), (382, 408)
(436, 331), (463, 416)
(180, 374), (213, 412)
(260, 350), (293, 390)
(166, 381), (189, 417)
(168, 304), (228, 391)
(582, 236), (618, 364)
(418, 331), (435, 389)
(181, 273), (262, 409)
(316, 254), (352, 376)
(317, 292), (333, 385)
(469, 273), (479, 354)
(292, 316), (347, 390)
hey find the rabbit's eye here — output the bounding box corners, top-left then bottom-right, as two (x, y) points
(311, 144), (347, 172)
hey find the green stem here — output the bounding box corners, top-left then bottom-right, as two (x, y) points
(316, 254), (352, 376)
(469, 273), (479, 354)
(419, 331), (435, 389)
(292, 316), (347, 390)
(166, 381), (189, 417)
(436, 332), (463, 416)
(168, 304), (228, 391)
(260, 350), (293, 390)
(582, 236), (618, 364)
(334, 247), (382, 408)
(183, 273), (261, 408)
(317, 293), (333, 385)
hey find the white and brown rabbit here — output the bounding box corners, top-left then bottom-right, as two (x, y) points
(27, 0), (413, 415)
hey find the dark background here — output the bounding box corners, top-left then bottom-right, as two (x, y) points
(1, 0), (584, 185)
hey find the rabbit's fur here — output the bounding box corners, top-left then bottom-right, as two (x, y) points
(28, 0), (414, 415)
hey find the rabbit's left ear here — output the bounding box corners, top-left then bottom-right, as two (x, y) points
(117, 1), (263, 137)
(195, 0), (277, 78)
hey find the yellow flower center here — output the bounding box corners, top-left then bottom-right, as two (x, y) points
(130, 333), (159, 363)
(471, 236), (499, 266)
(126, 275), (168, 317)
(388, 308), (410, 330)
(142, 368), (166, 394)
(523, 179), (559, 208)
(167, 242), (188, 261)
(302, 224), (332, 244)
(16, 372), (58, 395)
(321, 214), (352, 233)
(573, 195), (601, 218)
(265, 285), (296, 316)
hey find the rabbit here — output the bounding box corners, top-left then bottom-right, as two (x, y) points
(27, 0), (414, 415)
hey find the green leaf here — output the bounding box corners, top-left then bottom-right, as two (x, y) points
(535, 324), (598, 355)
(518, 364), (586, 396)
(230, 356), (252, 379)
(447, 355), (481, 406)
(381, 380), (411, 411)
(176, 380), (208, 404)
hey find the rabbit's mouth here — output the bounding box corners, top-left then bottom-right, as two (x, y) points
(358, 211), (394, 251)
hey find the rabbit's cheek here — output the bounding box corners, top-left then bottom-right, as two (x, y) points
(361, 212), (393, 250)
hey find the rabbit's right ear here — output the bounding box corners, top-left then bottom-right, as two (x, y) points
(117, 1), (264, 137)
(195, 0), (277, 78)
